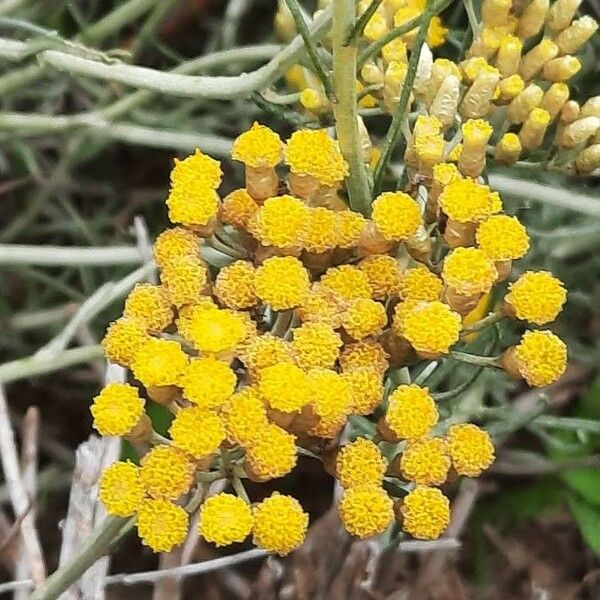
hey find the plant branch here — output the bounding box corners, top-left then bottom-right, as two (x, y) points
(346, 0), (384, 45)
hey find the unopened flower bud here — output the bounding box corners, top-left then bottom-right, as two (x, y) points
(497, 74), (525, 103)
(356, 115), (373, 164)
(414, 44), (434, 96)
(581, 97), (600, 118)
(517, 0), (549, 40)
(575, 144), (600, 173)
(481, 0), (512, 27)
(519, 107), (551, 150)
(507, 84), (543, 123)
(469, 27), (503, 60)
(496, 35), (523, 76)
(364, 12), (389, 41)
(423, 58), (461, 105)
(460, 66), (500, 118)
(415, 134), (445, 174)
(381, 38), (407, 64)
(547, 0), (582, 33)
(458, 119), (493, 177)
(274, 2), (297, 41)
(431, 74), (460, 129)
(558, 116), (600, 148)
(540, 83), (570, 118)
(414, 114), (443, 138)
(519, 38), (559, 81)
(495, 133), (522, 164)
(542, 56), (581, 82)
(560, 100), (580, 123)
(384, 60), (408, 112)
(300, 88), (329, 114)
(460, 56), (489, 84)
(555, 16), (599, 55)
(361, 62), (384, 85)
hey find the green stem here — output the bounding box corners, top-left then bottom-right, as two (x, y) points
(448, 351), (501, 368)
(185, 483), (207, 514)
(231, 476), (251, 503)
(332, 0), (372, 215)
(461, 311), (504, 335)
(462, 0), (480, 36)
(346, 0), (385, 45)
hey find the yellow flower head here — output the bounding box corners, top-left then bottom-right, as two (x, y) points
(371, 191), (422, 241)
(245, 424), (297, 480)
(339, 485), (394, 538)
(187, 305), (247, 355)
(336, 210), (367, 248)
(341, 298), (388, 340)
(445, 423), (495, 477)
(291, 322), (342, 370)
(255, 256), (310, 310)
(231, 122), (283, 168)
(91, 382), (144, 437)
(199, 493), (254, 546)
(505, 271), (567, 325)
(302, 207), (339, 253)
(139, 445), (195, 501)
(339, 339), (389, 374)
(297, 284), (345, 328)
(175, 296), (217, 341)
(439, 178), (502, 223)
(514, 330), (567, 387)
(161, 255), (208, 307)
(99, 461), (144, 517)
(400, 486), (450, 540)
(124, 283), (173, 332)
(476, 214), (530, 261)
(428, 15), (449, 47)
(399, 266), (443, 302)
(252, 195), (309, 249)
(363, 11), (387, 41)
(382, 37), (407, 63)
(222, 189), (259, 229)
(358, 255), (403, 300)
(101, 317), (150, 367)
(258, 362), (310, 413)
(221, 387), (268, 445)
(307, 369), (353, 436)
(320, 265), (372, 301)
(169, 407), (225, 459)
(252, 492), (308, 555)
(153, 227), (199, 269)
(131, 338), (189, 387)
(336, 438), (388, 488)
(343, 367), (384, 415)
(167, 187), (220, 228)
(400, 438), (451, 485)
(386, 384), (438, 440)
(137, 498), (189, 553)
(399, 301), (462, 355)
(214, 260), (257, 310)
(179, 357), (236, 408)
(462, 119), (494, 145)
(285, 129), (349, 186)
(170, 148), (222, 190)
(240, 334), (295, 378)
(442, 247), (498, 295)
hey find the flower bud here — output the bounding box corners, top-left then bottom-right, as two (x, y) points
(519, 38), (559, 81)
(381, 38), (407, 64)
(519, 107), (551, 150)
(481, 0), (512, 27)
(460, 66), (500, 119)
(274, 2), (297, 42)
(460, 56), (490, 84)
(458, 119), (493, 177)
(423, 58), (461, 105)
(547, 0), (582, 33)
(496, 35), (523, 76)
(431, 74), (461, 129)
(469, 27), (503, 60)
(558, 116), (600, 148)
(497, 74), (525, 103)
(495, 133), (522, 164)
(517, 0), (549, 40)
(540, 83), (570, 118)
(300, 88), (329, 114)
(384, 60), (408, 112)
(542, 56), (581, 82)
(556, 16), (599, 55)
(415, 134), (445, 174)
(581, 97), (600, 118)
(364, 12), (389, 41)
(507, 84), (543, 123)
(560, 100), (580, 124)
(575, 144), (600, 173)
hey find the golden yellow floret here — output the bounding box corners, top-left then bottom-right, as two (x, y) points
(139, 445), (195, 501)
(371, 191), (422, 241)
(291, 322), (342, 370)
(336, 210), (367, 248)
(399, 301), (462, 355)
(167, 187), (220, 228)
(297, 284), (345, 328)
(258, 362), (310, 413)
(221, 387), (268, 445)
(199, 493), (254, 546)
(187, 305), (247, 355)
(252, 195), (309, 249)
(439, 178), (502, 223)
(476, 214), (530, 261)
(231, 122), (283, 167)
(302, 207), (339, 253)
(245, 424), (297, 480)
(131, 337), (189, 387)
(214, 260), (257, 310)
(137, 498), (189, 553)
(341, 298), (388, 340)
(358, 255), (403, 300)
(400, 486), (450, 540)
(240, 334), (294, 378)
(255, 256), (310, 310)
(101, 317), (150, 367)
(514, 330), (567, 387)
(170, 148), (222, 190)
(123, 283), (173, 332)
(320, 265), (372, 301)
(161, 255), (208, 307)
(153, 227), (199, 269)
(343, 367), (384, 415)
(179, 357), (236, 408)
(169, 407), (225, 459)
(307, 369), (353, 436)
(99, 461), (144, 517)
(340, 339), (389, 374)
(399, 267), (443, 302)
(445, 423), (495, 477)
(336, 438), (388, 488)
(400, 438), (451, 485)
(386, 384), (439, 440)
(462, 119), (494, 145)
(442, 247), (498, 295)
(339, 485), (394, 538)
(505, 271), (566, 325)
(91, 382), (144, 437)
(285, 129), (349, 186)
(175, 297), (217, 341)
(221, 189), (259, 229)
(252, 492), (309, 555)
